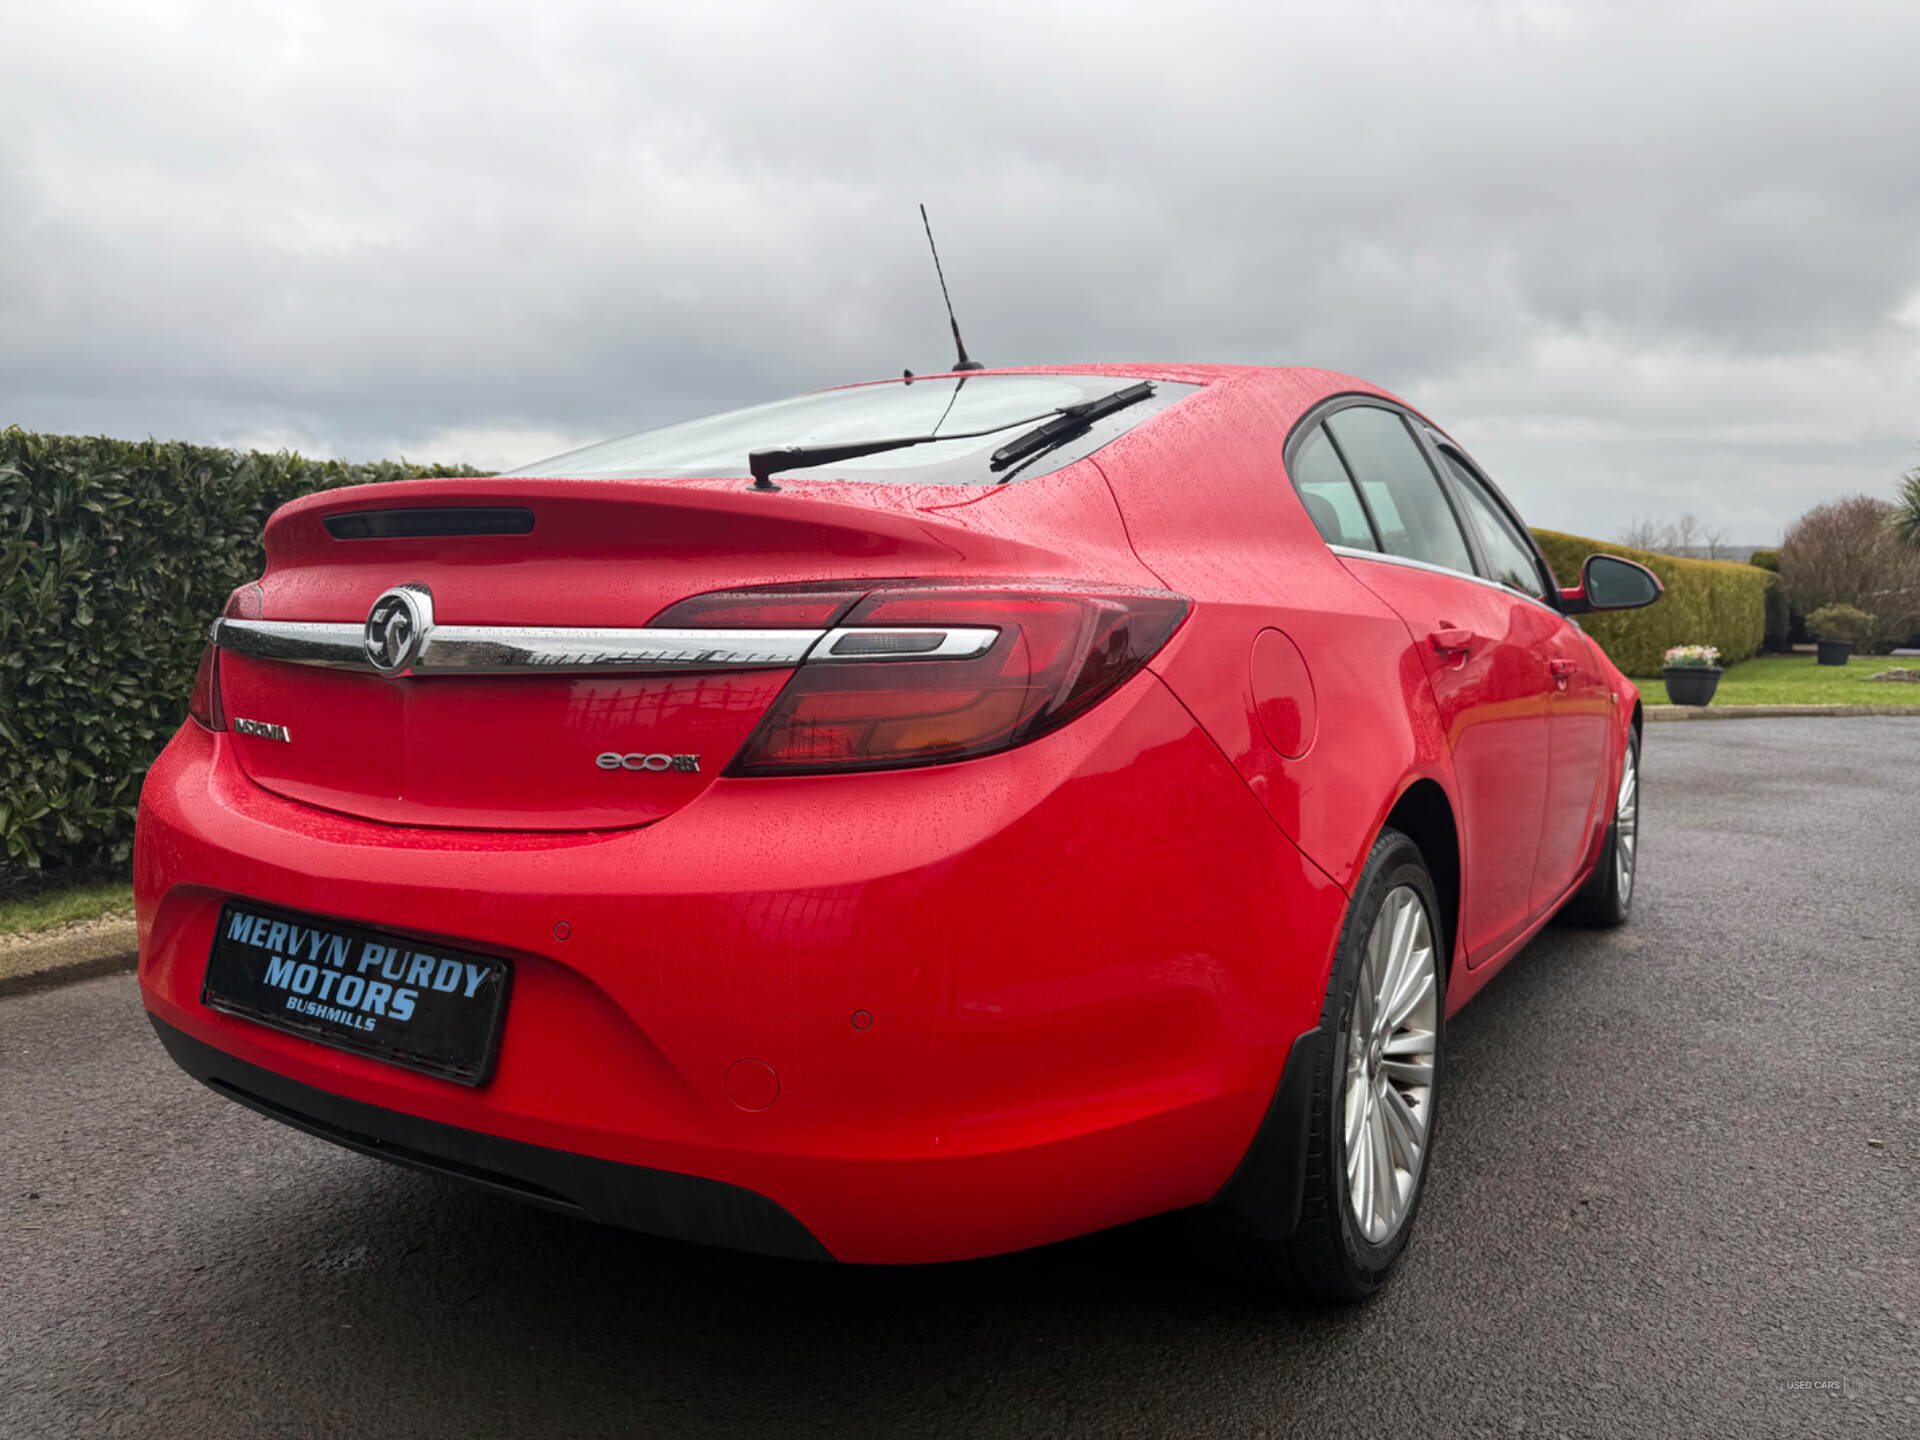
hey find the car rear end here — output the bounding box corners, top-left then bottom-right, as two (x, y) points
(135, 374), (1348, 1262)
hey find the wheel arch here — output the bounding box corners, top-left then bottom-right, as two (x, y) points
(1380, 778), (1462, 975)
(1207, 777), (1458, 1253)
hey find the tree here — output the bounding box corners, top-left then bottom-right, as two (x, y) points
(1616, 513), (1733, 560)
(1894, 465), (1920, 551)
(1617, 516), (1666, 552)
(1779, 495), (1920, 652)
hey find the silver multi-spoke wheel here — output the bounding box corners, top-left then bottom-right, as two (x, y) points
(1343, 885), (1438, 1244)
(1613, 743), (1639, 904)
(1212, 831), (1440, 1301)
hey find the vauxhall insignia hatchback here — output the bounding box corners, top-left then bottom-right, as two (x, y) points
(136, 365), (1661, 1301)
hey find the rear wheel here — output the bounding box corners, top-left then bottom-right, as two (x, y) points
(1212, 828), (1444, 1302)
(1561, 728), (1639, 927)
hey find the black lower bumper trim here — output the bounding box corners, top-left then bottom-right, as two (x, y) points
(149, 1014), (833, 1262)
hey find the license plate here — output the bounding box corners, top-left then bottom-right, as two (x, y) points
(202, 900), (511, 1086)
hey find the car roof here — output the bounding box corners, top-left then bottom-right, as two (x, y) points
(832, 362), (1378, 391)
(826, 364), (1426, 431)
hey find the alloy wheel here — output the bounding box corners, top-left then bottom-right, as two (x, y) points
(1614, 744), (1639, 904)
(1343, 885), (1439, 1244)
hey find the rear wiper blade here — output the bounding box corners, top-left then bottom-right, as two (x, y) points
(745, 381), (1157, 491)
(748, 406), (1062, 491)
(988, 381), (1155, 476)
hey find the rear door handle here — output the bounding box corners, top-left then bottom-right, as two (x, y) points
(1429, 627), (1475, 656)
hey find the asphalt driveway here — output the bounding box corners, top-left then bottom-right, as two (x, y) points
(3, 717), (1915, 1438)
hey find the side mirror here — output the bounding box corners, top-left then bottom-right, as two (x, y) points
(1560, 554), (1663, 614)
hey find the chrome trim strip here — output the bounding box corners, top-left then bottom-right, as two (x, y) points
(1328, 545), (1569, 620)
(811, 626), (1000, 662)
(215, 620), (367, 667)
(213, 619), (1002, 675)
(214, 618), (822, 674)
(415, 626), (821, 674)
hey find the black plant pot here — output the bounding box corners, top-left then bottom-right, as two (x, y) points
(1662, 666), (1722, 706)
(1816, 639), (1854, 667)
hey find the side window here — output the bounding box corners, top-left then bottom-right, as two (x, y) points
(1322, 406), (1475, 575)
(1288, 425), (1379, 551)
(1441, 452), (1550, 602)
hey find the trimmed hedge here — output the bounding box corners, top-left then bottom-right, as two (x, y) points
(1761, 573), (1791, 652)
(0, 428), (487, 876)
(1530, 529), (1770, 678)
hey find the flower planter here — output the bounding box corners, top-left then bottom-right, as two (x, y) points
(1815, 639), (1854, 667)
(1662, 665), (1722, 706)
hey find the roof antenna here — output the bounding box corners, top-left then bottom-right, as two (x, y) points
(920, 203), (985, 373)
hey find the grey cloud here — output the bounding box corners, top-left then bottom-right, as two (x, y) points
(4, 0), (1919, 539)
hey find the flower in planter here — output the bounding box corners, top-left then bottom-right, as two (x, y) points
(1662, 644), (1721, 669)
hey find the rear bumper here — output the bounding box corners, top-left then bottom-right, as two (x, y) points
(149, 1013), (831, 1260)
(136, 670), (1348, 1263)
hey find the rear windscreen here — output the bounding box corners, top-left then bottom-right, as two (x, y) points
(505, 374), (1199, 486)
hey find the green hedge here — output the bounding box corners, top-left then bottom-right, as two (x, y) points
(1760, 574), (1790, 652)
(1530, 530), (1770, 678)
(0, 428), (487, 875)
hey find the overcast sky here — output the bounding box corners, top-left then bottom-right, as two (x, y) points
(6, 0), (1919, 541)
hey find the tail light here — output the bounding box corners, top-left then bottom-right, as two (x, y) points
(656, 582), (1188, 776)
(653, 583), (868, 630)
(188, 583), (264, 731)
(187, 644), (226, 730)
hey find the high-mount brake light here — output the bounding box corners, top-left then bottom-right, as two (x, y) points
(717, 583), (1189, 776)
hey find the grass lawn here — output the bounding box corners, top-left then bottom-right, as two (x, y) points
(0, 879), (135, 936)
(1638, 652), (1920, 706)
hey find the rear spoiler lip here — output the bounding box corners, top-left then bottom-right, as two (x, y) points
(249, 469), (1166, 625)
(272, 472), (999, 520)
(261, 473), (1045, 565)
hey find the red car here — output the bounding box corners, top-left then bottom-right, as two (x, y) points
(136, 365), (1660, 1301)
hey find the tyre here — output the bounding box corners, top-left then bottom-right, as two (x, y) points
(1560, 727), (1640, 928)
(1209, 826), (1444, 1303)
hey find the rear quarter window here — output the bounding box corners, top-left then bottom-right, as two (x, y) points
(1288, 425), (1378, 551)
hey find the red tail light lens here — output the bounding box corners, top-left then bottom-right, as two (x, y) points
(188, 583), (261, 729)
(728, 584), (1188, 776)
(187, 643), (225, 730)
(651, 583), (867, 629)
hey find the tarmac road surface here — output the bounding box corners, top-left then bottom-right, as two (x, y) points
(3, 717), (1915, 1437)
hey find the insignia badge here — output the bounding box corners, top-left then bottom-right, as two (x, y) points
(232, 718), (292, 743)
